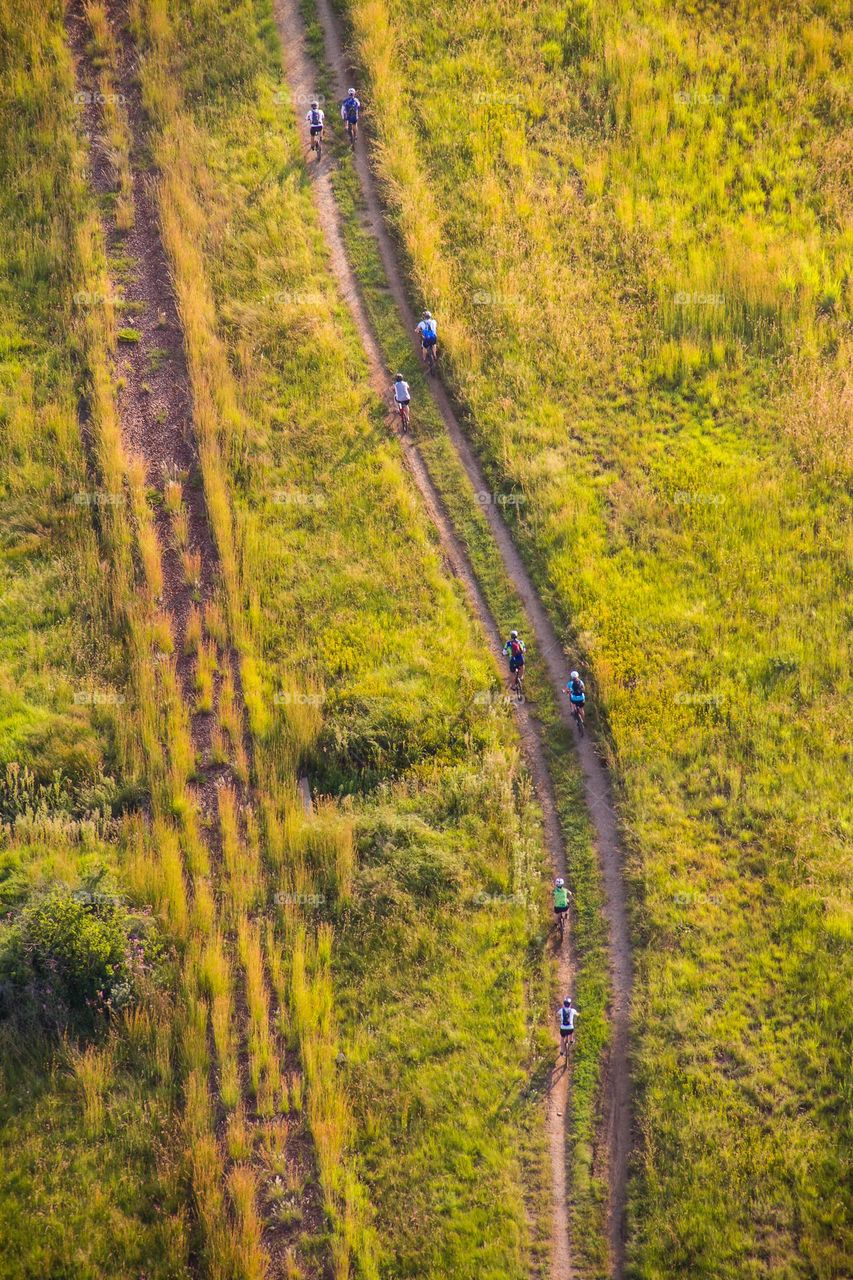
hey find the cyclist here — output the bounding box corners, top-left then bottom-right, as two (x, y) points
(558, 997), (579, 1051)
(416, 310), (438, 365)
(503, 630), (526, 685)
(305, 101), (325, 153)
(564, 669), (586, 726)
(341, 88), (361, 142)
(553, 877), (572, 921)
(393, 374), (411, 430)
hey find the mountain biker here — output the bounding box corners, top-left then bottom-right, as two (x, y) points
(393, 374), (411, 429)
(553, 877), (572, 919)
(341, 88), (360, 141)
(416, 311), (438, 364)
(503, 630), (526, 679)
(564, 670), (586, 725)
(558, 997), (579, 1049)
(305, 101), (325, 147)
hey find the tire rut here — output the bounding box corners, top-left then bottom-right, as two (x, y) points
(66, 5), (326, 1274)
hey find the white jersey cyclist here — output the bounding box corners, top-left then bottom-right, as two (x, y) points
(305, 105), (325, 133)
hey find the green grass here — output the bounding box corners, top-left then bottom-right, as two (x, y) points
(329, 0), (853, 1274)
(128, 0), (574, 1271)
(321, 104), (613, 1271)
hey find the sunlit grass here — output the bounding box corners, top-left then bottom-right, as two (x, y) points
(340, 0), (853, 1272)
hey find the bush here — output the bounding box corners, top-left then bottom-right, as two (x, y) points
(0, 880), (163, 1029)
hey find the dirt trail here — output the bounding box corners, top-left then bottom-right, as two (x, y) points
(67, 5), (324, 1273)
(272, 1), (583, 1276)
(273, 0), (633, 1273)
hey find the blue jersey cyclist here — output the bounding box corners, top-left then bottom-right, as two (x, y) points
(341, 88), (361, 140)
(564, 669), (586, 725)
(416, 310), (438, 364)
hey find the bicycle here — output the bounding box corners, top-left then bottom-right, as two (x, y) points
(556, 907), (567, 944)
(424, 342), (438, 375)
(309, 129), (323, 161)
(344, 117), (358, 147)
(396, 399), (410, 433)
(570, 701), (585, 736)
(511, 664), (525, 701)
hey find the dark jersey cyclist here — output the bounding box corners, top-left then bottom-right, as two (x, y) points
(503, 630), (526, 673)
(558, 997), (579, 1047)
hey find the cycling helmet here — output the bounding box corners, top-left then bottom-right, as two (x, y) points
(423, 310), (432, 319)
(311, 100), (319, 109)
(570, 670), (579, 680)
(510, 630), (518, 639)
(563, 997), (572, 1007)
(348, 87), (356, 95)
(555, 878), (564, 888)
(394, 373), (404, 381)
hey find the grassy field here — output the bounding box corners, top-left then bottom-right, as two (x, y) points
(333, 0), (853, 1275)
(0, 5), (190, 1274)
(130, 0), (570, 1274)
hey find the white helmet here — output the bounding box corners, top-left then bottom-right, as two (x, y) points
(348, 87), (356, 95)
(563, 997), (572, 1007)
(570, 670), (579, 680)
(510, 630), (518, 639)
(423, 310), (432, 319)
(555, 878), (564, 887)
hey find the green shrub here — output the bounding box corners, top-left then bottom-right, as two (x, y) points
(0, 880), (163, 1029)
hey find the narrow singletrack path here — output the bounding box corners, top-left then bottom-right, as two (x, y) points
(271, 3), (589, 1277)
(272, 0), (634, 1274)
